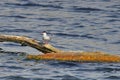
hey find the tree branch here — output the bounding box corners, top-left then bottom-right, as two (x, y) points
(0, 34), (62, 53)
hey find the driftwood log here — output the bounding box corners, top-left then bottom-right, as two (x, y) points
(0, 34), (120, 62)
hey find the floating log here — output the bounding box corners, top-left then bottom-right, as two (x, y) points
(0, 34), (120, 62)
(27, 52), (120, 62)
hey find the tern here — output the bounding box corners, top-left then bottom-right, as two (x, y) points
(42, 31), (50, 44)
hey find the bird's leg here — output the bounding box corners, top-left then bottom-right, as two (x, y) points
(44, 40), (48, 44)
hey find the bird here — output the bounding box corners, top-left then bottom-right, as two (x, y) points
(42, 31), (50, 44)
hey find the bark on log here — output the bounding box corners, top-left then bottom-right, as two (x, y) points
(0, 34), (62, 53)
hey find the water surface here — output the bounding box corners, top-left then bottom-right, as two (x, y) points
(0, 0), (120, 80)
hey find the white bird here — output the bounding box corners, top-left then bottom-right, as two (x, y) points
(42, 31), (50, 44)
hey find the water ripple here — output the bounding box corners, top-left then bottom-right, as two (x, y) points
(80, 34), (108, 41)
(49, 61), (79, 68)
(55, 75), (80, 80)
(110, 40), (120, 44)
(5, 2), (63, 9)
(55, 32), (80, 37)
(0, 29), (33, 33)
(1, 76), (29, 80)
(5, 15), (26, 19)
(105, 76), (120, 80)
(69, 6), (103, 13)
(95, 67), (120, 72)
(37, 18), (65, 23)
(0, 0), (120, 80)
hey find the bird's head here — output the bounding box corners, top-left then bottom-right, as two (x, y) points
(42, 31), (47, 35)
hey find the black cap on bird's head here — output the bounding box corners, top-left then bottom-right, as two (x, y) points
(42, 31), (47, 34)
(42, 31), (47, 33)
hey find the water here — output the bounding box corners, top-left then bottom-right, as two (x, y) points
(0, 0), (120, 80)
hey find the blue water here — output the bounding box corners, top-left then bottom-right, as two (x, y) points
(0, 0), (120, 80)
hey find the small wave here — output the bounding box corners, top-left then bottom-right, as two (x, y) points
(95, 67), (120, 72)
(76, 68), (95, 72)
(47, 61), (79, 68)
(108, 19), (120, 22)
(107, 4), (120, 9)
(75, 25), (85, 28)
(54, 75), (80, 80)
(0, 29), (32, 33)
(55, 33), (80, 37)
(72, 23), (85, 28)
(80, 34), (107, 41)
(7, 66), (24, 69)
(37, 18), (64, 23)
(14, 29), (33, 33)
(1, 76), (29, 80)
(105, 30), (119, 35)
(0, 48), (3, 51)
(106, 14), (120, 18)
(62, 75), (80, 80)
(3, 43), (20, 46)
(0, 26), (15, 28)
(6, 15), (26, 19)
(100, 27), (111, 29)
(70, 6), (103, 13)
(5, 2), (63, 9)
(30, 68), (43, 72)
(110, 40), (120, 44)
(105, 76), (120, 79)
